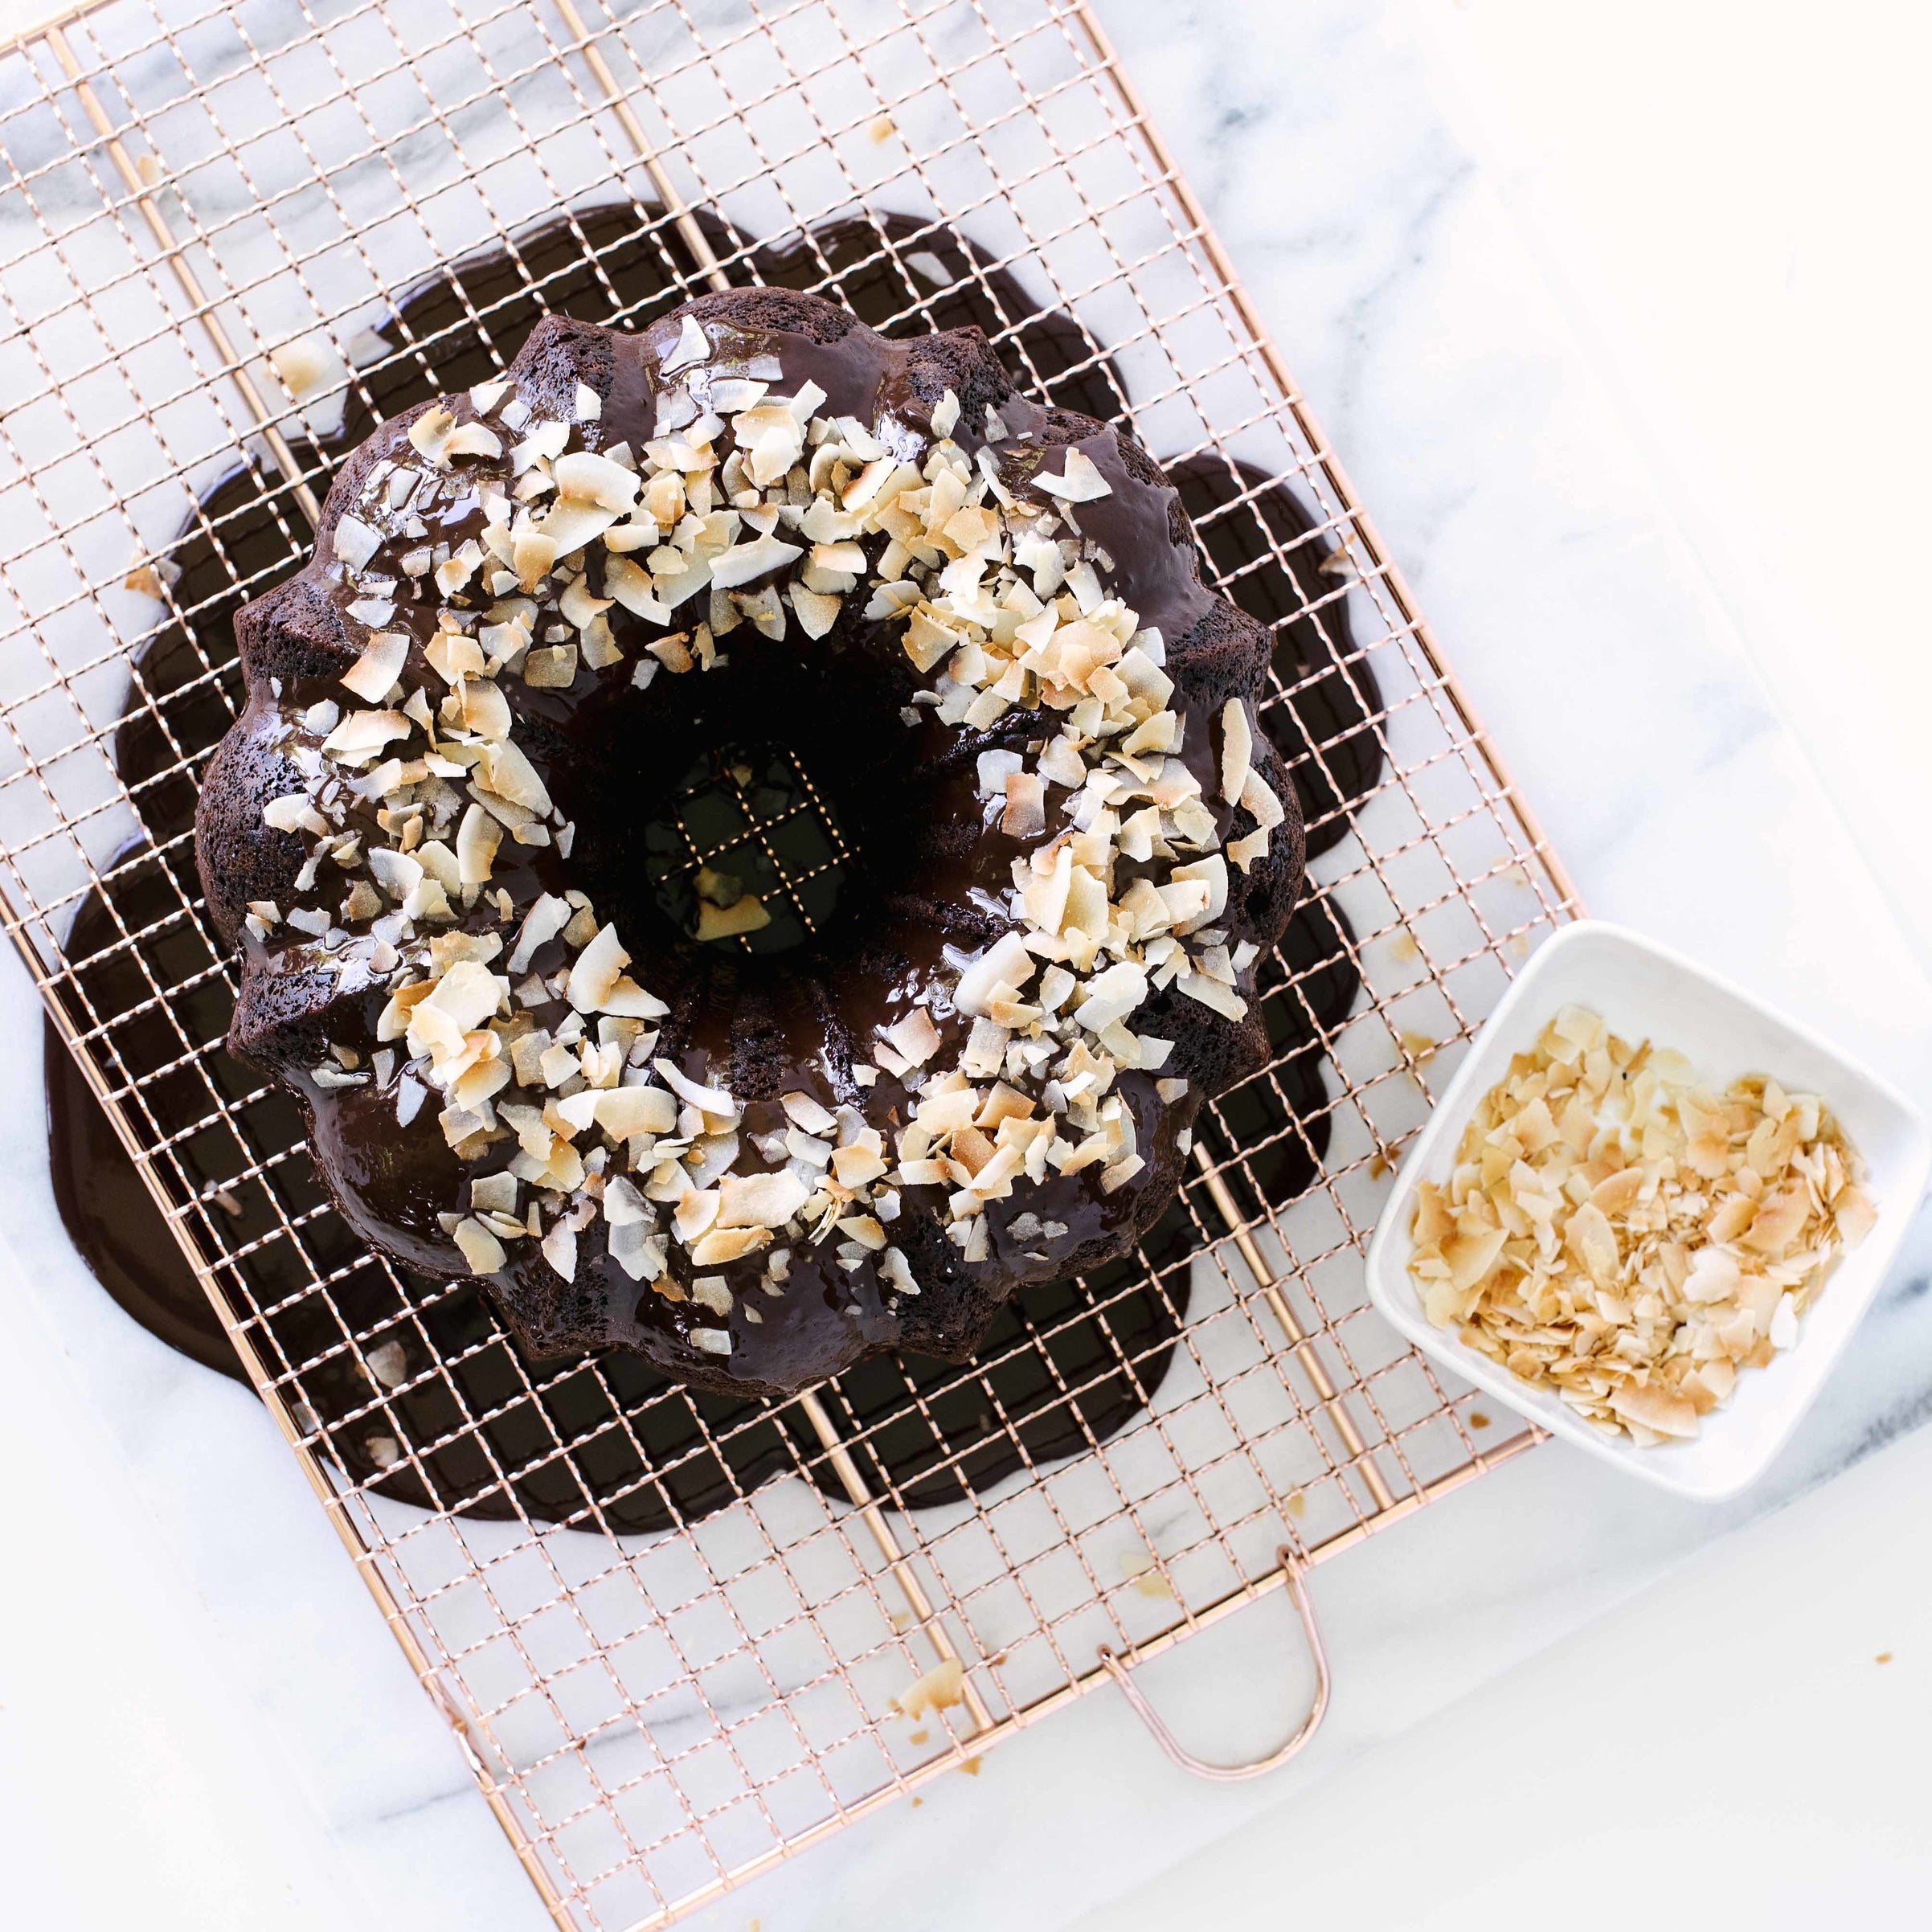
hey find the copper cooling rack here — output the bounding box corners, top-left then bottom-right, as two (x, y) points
(0, 1), (1578, 1924)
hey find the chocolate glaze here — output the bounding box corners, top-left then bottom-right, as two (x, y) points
(1169, 458), (1381, 861)
(753, 217), (1127, 424)
(201, 276), (1304, 1399)
(51, 208), (1383, 1522)
(46, 984), (246, 1386)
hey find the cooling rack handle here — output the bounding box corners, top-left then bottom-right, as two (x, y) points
(1097, 1545), (1330, 1782)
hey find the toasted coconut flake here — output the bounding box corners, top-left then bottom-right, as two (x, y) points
(1239, 768), (1286, 831)
(655, 1058), (738, 1119)
(954, 931), (1034, 1017)
(553, 448), (641, 512)
(341, 630), (409, 702)
(537, 496), (619, 555)
(567, 923), (629, 1011)
(661, 314), (709, 372)
(513, 526), (559, 591)
(782, 1091), (837, 1136)
(1073, 960), (1147, 1032)
(892, 1656), (966, 1719)
(833, 1144), (887, 1189)
(541, 1222), (578, 1279)
(444, 421), (503, 462)
(408, 404), (457, 465)
(262, 794), (321, 834)
(594, 1086), (677, 1138)
(522, 643), (578, 688)
(1610, 1381), (1700, 1439)
(710, 533), (804, 590)
(455, 802), (502, 886)
(1032, 447), (1110, 503)
(1219, 698), (1253, 804)
(332, 514), (381, 571)
(885, 1008), (942, 1066)
(690, 1226), (769, 1266)
(322, 707), (411, 759)
(1742, 1184), (1809, 1255)
(473, 739), (552, 815)
(695, 894), (772, 941)
(1001, 772), (1046, 838)
(718, 1169), (810, 1230)
(453, 1217), (507, 1273)
(1563, 1201), (1619, 1285)
(268, 333), (338, 398)
(791, 584), (842, 639)
(1835, 1184), (1878, 1246)
(506, 894), (571, 972)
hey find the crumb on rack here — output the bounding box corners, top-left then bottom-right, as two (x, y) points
(1119, 1545), (1175, 1599)
(891, 1656), (965, 1720)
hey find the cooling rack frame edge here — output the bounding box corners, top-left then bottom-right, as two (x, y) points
(0, 0), (1577, 1922)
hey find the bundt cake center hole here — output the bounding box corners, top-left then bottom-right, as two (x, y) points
(552, 647), (917, 968)
(645, 739), (852, 955)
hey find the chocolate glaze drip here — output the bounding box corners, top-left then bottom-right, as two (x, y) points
(46, 985), (244, 1385)
(753, 218), (1126, 425)
(48, 209), (1382, 1522)
(1169, 457), (1381, 861)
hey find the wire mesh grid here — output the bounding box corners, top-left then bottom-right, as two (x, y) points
(0, 0), (1580, 1923)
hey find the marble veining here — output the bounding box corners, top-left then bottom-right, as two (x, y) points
(5, 2), (1932, 1928)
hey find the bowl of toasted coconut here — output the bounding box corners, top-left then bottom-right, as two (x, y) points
(1366, 920), (1930, 1498)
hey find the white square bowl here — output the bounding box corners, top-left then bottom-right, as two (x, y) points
(1364, 919), (1931, 1499)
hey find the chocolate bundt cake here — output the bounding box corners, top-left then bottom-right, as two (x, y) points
(195, 287), (1304, 1399)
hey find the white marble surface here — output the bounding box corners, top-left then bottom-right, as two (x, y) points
(1080, 1391), (1932, 1932)
(6, 0), (1932, 1926)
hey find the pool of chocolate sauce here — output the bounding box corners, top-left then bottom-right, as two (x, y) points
(47, 205), (1381, 1527)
